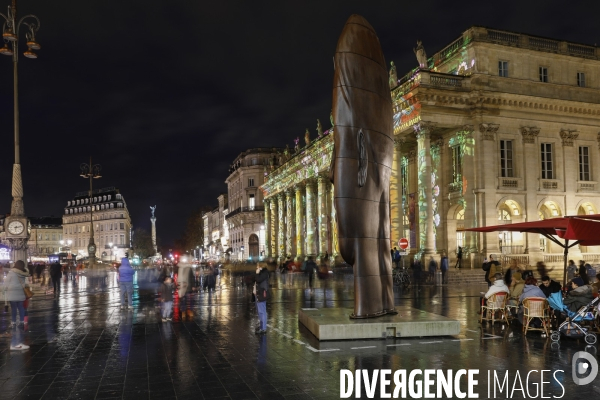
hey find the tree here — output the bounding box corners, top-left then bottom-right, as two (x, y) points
(132, 227), (155, 259)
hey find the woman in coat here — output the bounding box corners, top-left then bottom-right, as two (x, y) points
(3, 260), (31, 350)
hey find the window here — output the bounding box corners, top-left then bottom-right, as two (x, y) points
(120, 223), (124, 230)
(579, 146), (590, 181)
(38, 234), (42, 240)
(539, 67), (548, 82)
(248, 178), (255, 187)
(52, 233), (56, 240)
(541, 143), (554, 179)
(500, 140), (514, 177)
(577, 72), (586, 87)
(120, 235), (125, 245)
(498, 61), (508, 77)
(452, 146), (462, 183)
(249, 194), (255, 209)
(252, 158), (258, 165)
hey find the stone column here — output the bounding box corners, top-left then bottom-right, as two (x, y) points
(264, 199), (271, 257)
(305, 179), (317, 256)
(270, 199), (278, 258)
(286, 189), (295, 257)
(317, 175), (329, 257)
(415, 122), (436, 256)
(277, 193), (286, 260)
(330, 183), (339, 258)
(150, 215), (157, 254)
(390, 138), (404, 249)
(295, 185), (304, 258)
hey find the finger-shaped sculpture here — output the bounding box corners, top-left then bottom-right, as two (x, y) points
(332, 15), (395, 318)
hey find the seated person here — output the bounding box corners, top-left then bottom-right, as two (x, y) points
(519, 276), (546, 302)
(508, 272), (524, 306)
(485, 273), (509, 299)
(563, 277), (593, 313)
(540, 275), (562, 298)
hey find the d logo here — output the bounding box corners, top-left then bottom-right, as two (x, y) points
(572, 351), (598, 385)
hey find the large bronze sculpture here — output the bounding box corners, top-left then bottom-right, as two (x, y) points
(331, 15), (396, 318)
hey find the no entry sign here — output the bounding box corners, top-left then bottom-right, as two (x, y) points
(398, 238), (409, 250)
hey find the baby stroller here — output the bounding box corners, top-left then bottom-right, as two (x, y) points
(547, 292), (598, 344)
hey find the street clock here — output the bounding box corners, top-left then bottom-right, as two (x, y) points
(5, 216), (29, 239)
(88, 244), (96, 254)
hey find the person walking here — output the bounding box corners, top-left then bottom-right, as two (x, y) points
(455, 247), (463, 269)
(49, 261), (62, 298)
(118, 257), (135, 309)
(440, 252), (449, 284)
(305, 256), (317, 292)
(3, 260), (30, 350)
(255, 263), (269, 334)
(160, 277), (173, 321)
(566, 260), (577, 282)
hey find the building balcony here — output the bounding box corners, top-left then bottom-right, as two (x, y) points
(539, 179), (560, 191)
(225, 206), (265, 220)
(497, 177), (523, 190)
(577, 181), (597, 193)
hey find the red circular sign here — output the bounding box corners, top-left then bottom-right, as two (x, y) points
(398, 238), (409, 250)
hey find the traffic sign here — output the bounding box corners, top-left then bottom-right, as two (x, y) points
(398, 238), (409, 250)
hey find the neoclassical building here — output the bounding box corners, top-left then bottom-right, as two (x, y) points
(225, 148), (281, 260)
(261, 128), (338, 261)
(262, 26), (600, 269)
(202, 194), (228, 260)
(62, 187), (132, 261)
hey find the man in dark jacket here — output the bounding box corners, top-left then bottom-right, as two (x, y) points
(540, 276), (562, 298)
(255, 263), (269, 334)
(305, 256), (317, 292)
(50, 262), (63, 297)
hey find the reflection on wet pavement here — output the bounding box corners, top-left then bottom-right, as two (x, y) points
(0, 269), (598, 399)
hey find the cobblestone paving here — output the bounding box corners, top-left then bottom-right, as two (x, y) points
(1, 270), (598, 399)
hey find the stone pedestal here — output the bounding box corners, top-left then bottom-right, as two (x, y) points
(299, 306), (460, 341)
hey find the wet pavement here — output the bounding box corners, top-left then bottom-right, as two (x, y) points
(1, 269), (599, 399)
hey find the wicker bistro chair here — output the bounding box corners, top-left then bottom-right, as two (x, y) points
(522, 297), (551, 336)
(480, 292), (509, 324)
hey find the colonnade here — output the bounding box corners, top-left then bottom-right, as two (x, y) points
(263, 175), (337, 261)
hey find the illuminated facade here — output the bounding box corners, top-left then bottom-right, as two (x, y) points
(202, 194), (228, 259)
(28, 217), (63, 258)
(390, 26), (600, 268)
(261, 26), (600, 270)
(261, 130), (337, 261)
(62, 187), (132, 261)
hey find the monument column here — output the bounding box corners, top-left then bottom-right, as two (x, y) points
(415, 122), (436, 256)
(277, 193), (286, 260)
(264, 199), (271, 258)
(317, 175), (329, 257)
(285, 189), (295, 257)
(305, 179), (317, 256)
(295, 184), (304, 259)
(270, 199), (278, 258)
(150, 207), (157, 254)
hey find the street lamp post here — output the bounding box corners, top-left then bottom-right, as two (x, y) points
(80, 157), (101, 267)
(1, 1), (41, 264)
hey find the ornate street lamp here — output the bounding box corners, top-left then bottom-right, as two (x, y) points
(1, 1), (41, 264)
(80, 157), (101, 266)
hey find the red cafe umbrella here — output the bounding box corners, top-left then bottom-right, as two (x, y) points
(464, 216), (600, 285)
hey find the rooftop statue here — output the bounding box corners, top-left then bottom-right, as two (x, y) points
(414, 40), (428, 69)
(389, 61), (398, 88)
(316, 119), (323, 137)
(305, 129), (311, 146)
(150, 205), (156, 218)
(332, 15), (396, 318)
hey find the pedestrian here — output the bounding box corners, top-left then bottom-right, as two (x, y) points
(392, 247), (400, 269)
(455, 247), (463, 269)
(255, 262), (269, 334)
(118, 256), (135, 309)
(577, 260), (590, 285)
(2, 260), (31, 350)
(49, 261), (62, 298)
(305, 256), (317, 292)
(160, 277), (173, 321)
(440, 252), (449, 284)
(178, 262), (196, 319)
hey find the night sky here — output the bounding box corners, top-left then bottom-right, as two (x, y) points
(0, 0), (599, 246)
